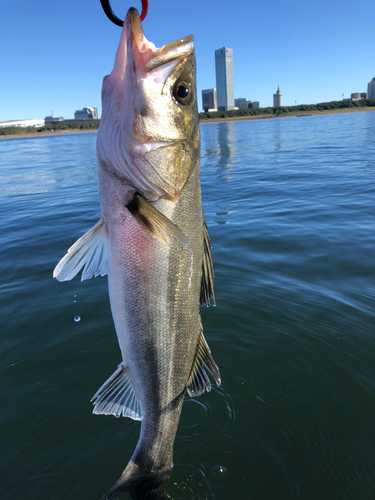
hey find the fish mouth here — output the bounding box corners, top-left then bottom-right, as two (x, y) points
(126, 8), (146, 52)
(125, 7), (194, 72)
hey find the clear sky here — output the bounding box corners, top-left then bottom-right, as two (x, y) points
(1, 0), (374, 121)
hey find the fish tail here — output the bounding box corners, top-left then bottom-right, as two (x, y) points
(101, 460), (172, 500)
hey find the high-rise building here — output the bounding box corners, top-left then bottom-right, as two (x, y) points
(202, 89), (217, 112)
(368, 78), (375, 99)
(215, 47), (234, 111)
(273, 86), (283, 107)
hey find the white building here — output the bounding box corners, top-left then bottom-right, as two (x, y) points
(235, 98), (248, 109)
(351, 92), (367, 101)
(234, 98), (260, 109)
(45, 116), (64, 124)
(74, 107), (98, 119)
(0, 118), (45, 129)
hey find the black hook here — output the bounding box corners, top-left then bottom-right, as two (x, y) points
(100, 0), (148, 26)
(100, 0), (124, 26)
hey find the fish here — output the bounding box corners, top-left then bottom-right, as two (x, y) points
(53, 7), (220, 500)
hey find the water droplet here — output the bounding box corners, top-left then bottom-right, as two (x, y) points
(74, 316), (81, 322)
(73, 300), (76, 303)
(74, 295), (77, 297)
(211, 465), (228, 481)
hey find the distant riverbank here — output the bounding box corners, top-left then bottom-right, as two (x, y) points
(1, 106), (374, 139)
(0, 128), (98, 140)
(199, 106), (375, 124)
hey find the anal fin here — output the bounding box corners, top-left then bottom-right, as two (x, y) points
(53, 218), (109, 282)
(126, 194), (189, 247)
(91, 364), (142, 421)
(187, 320), (221, 397)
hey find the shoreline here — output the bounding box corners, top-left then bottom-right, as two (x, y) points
(1, 107), (374, 139)
(199, 106), (375, 124)
(0, 128), (98, 140)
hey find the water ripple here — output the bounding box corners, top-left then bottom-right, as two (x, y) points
(2, 113), (375, 500)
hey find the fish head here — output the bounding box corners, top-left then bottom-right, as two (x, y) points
(97, 8), (199, 201)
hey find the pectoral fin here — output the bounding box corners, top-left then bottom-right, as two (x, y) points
(187, 320), (221, 397)
(126, 194), (189, 247)
(91, 364), (142, 421)
(53, 218), (109, 282)
(201, 218), (215, 306)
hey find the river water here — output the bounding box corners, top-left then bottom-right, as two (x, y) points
(1, 111), (375, 500)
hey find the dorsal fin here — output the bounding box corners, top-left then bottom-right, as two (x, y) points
(187, 320), (221, 397)
(200, 218), (215, 306)
(53, 218), (109, 282)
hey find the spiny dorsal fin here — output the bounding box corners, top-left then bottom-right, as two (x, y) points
(187, 320), (221, 397)
(201, 218), (215, 306)
(53, 218), (109, 282)
(91, 364), (142, 421)
(126, 194), (189, 247)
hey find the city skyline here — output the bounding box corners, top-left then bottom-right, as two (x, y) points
(1, 0), (374, 121)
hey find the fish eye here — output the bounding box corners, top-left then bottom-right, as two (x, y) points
(173, 81), (194, 105)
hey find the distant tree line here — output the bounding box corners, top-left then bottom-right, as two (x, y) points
(198, 99), (375, 120)
(0, 126), (39, 136)
(0, 120), (100, 136)
(38, 120), (100, 132)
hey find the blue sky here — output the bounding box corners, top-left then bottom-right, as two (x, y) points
(0, 0), (374, 121)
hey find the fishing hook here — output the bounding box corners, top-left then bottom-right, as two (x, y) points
(100, 0), (149, 25)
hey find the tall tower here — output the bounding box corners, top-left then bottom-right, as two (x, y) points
(215, 47), (234, 111)
(273, 86), (283, 107)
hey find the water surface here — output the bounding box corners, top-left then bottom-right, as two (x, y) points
(1, 113), (375, 499)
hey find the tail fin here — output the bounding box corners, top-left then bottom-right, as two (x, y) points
(101, 460), (172, 500)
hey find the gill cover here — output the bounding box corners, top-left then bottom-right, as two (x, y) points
(97, 8), (199, 201)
